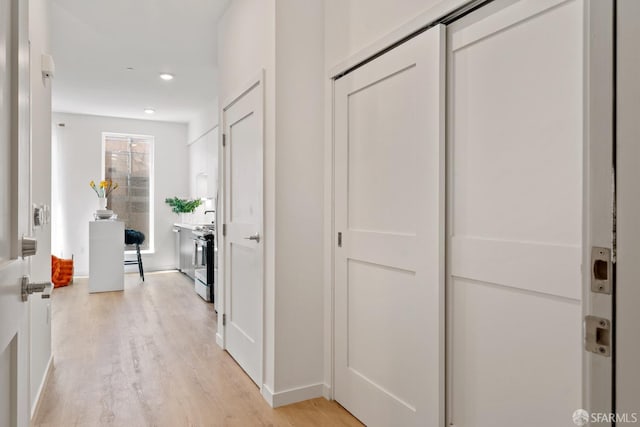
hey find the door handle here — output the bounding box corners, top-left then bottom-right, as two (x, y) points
(21, 276), (52, 301)
(244, 233), (261, 243)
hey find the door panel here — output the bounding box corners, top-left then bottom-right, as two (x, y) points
(450, 279), (582, 426)
(346, 259), (420, 407)
(347, 67), (420, 235)
(450, 0), (582, 247)
(447, 0), (583, 425)
(334, 25), (445, 427)
(230, 112), (258, 224)
(0, 338), (13, 427)
(229, 243), (259, 341)
(223, 78), (263, 387)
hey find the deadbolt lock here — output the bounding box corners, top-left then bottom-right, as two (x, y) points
(22, 236), (37, 258)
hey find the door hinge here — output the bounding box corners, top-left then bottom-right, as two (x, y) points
(222, 133), (226, 147)
(337, 232), (342, 247)
(222, 224), (227, 237)
(222, 313), (226, 326)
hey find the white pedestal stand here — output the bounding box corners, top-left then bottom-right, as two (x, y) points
(89, 220), (124, 293)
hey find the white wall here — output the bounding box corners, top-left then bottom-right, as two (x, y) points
(217, 0), (326, 405)
(52, 113), (189, 275)
(324, 0), (444, 69)
(215, 0), (464, 407)
(188, 98), (219, 144)
(273, 0), (325, 396)
(217, 0), (278, 393)
(29, 0), (53, 414)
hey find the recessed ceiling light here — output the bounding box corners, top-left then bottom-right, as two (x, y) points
(159, 73), (174, 81)
(126, 67), (135, 71)
(144, 108), (155, 114)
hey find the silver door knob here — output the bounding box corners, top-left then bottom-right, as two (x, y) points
(21, 276), (52, 301)
(244, 233), (261, 243)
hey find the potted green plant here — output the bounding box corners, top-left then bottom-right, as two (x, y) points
(165, 197), (202, 223)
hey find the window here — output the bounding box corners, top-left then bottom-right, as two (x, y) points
(103, 133), (154, 252)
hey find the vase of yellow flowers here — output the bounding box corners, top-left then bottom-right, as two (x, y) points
(90, 179), (119, 215)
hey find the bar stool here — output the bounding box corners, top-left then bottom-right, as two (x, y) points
(124, 229), (145, 281)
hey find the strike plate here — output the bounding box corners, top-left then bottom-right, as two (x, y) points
(585, 315), (611, 357)
(591, 247), (612, 294)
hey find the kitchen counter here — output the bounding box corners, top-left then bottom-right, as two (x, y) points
(173, 223), (199, 230)
(173, 223), (215, 230)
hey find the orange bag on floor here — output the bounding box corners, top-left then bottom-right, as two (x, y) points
(51, 255), (73, 288)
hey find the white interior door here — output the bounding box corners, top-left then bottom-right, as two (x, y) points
(0, 0), (33, 426)
(447, 1), (584, 426)
(223, 77), (263, 387)
(334, 25), (445, 427)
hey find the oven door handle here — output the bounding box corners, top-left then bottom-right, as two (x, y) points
(193, 239), (207, 267)
(193, 240), (201, 266)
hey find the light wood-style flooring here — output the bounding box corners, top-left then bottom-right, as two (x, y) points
(32, 271), (361, 427)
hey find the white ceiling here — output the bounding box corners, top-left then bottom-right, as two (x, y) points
(51, 0), (230, 123)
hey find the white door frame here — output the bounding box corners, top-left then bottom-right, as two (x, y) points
(615, 0), (640, 416)
(218, 70), (265, 391)
(324, 0), (616, 418)
(583, 0), (615, 419)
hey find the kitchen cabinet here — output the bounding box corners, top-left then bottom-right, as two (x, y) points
(188, 127), (218, 199)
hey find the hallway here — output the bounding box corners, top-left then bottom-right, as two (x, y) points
(32, 272), (361, 426)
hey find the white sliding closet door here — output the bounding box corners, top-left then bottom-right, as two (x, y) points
(334, 25), (445, 427)
(447, 1), (584, 426)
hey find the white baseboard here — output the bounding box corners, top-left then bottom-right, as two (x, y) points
(140, 265), (178, 273)
(261, 384), (275, 407)
(124, 265), (176, 274)
(31, 355), (53, 420)
(262, 383), (326, 408)
(216, 332), (224, 348)
(322, 383), (332, 400)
